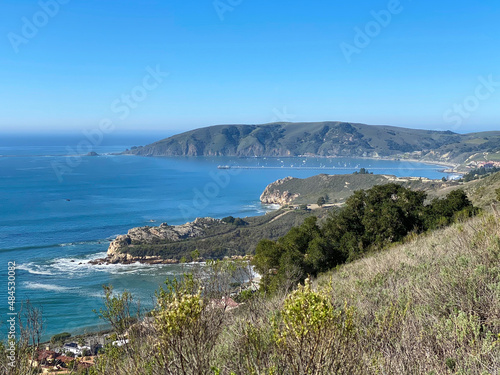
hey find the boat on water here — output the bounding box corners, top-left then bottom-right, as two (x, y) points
(217, 165), (231, 169)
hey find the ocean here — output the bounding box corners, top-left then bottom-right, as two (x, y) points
(0, 134), (450, 341)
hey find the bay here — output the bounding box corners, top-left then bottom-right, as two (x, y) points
(0, 134), (449, 340)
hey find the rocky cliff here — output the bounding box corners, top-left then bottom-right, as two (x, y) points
(260, 177), (300, 205)
(105, 217), (221, 263)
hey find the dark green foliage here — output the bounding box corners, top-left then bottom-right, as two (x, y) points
(50, 332), (71, 344)
(221, 216), (247, 226)
(353, 167), (372, 175)
(317, 196), (326, 207)
(446, 358), (457, 371)
(461, 165), (500, 182)
(253, 184), (479, 292)
(496, 188), (500, 202)
(221, 216), (236, 224)
(425, 190), (478, 229)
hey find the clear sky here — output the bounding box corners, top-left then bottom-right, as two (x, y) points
(1, 0), (499, 135)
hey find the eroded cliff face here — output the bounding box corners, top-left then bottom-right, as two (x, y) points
(260, 177), (299, 205)
(106, 218), (221, 263)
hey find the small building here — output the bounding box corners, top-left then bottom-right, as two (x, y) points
(63, 342), (91, 356)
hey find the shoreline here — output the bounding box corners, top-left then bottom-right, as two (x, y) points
(125, 152), (463, 173)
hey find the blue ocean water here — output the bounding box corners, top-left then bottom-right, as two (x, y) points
(0, 134), (449, 340)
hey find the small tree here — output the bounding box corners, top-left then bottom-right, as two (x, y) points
(496, 188), (500, 202)
(51, 332), (71, 344)
(317, 196), (326, 207)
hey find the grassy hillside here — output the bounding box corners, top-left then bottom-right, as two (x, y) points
(431, 170), (500, 207)
(125, 122), (500, 165)
(260, 172), (457, 205)
(314, 212), (500, 374)
(25, 207), (499, 375)
(8, 181), (500, 374)
(123, 206), (335, 260)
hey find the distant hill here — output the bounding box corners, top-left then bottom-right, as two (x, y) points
(125, 122), (500, 164)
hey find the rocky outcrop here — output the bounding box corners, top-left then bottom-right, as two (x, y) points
(106, 217), (221, 263)
(260, 177), (300, 205)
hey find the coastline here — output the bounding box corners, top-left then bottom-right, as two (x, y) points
(124, 152), (464, 173)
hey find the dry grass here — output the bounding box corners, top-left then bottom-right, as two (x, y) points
(317, 211), (500, 374)
(4, 213), (499, 374)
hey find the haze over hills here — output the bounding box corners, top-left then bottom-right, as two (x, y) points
(125, 122), (500, 165)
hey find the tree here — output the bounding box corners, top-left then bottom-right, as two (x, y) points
(496, 188), (500, 202)
(317, 196), (326, 207)
(51, 332), (71, 344)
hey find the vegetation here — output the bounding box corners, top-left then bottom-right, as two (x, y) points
(352, 167), (372, 174)
(316, 196), (326, 206)
(461, 165), (500, 182)
(442, 170), (500, 207)
(50, 332), (71, 344)
(253, 184), (478, 293)
(124, 207), (335, 261)
(2, 191), (499, 374)
(220, 216), (246, 226)
(125, 121), (500, 164)
(260, 172), (458, 206)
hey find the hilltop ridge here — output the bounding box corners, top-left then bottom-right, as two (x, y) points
(125, 121), (500, 166)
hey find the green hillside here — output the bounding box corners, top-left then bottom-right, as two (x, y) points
(260, 172), (456, 205)
(28, 185), (498, 375)
(126, 122), (500, 165)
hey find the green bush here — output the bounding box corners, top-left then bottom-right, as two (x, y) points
(253, 184), (479, 291)
(317, 196), (326, 206)
(50, 332), (71, 343)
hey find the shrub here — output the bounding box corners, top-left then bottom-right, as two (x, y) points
(317, 196), (326, 207)
(273, 279), (358, 374)
(51, 332), (71, 344)
(253, 184), (479, 291)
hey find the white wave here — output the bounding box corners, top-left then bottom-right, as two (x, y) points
(58, 242), (76, 247)
(17, 263), (54, 276)
(50, 253), (178, 275)
(24, 282), (74, 292)
(49, 252), (108, 273)
(58, 240), (103, 247)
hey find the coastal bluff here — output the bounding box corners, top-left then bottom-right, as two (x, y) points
(259, 173), (446, 206)
(259, 176), (300, 205)
(104, 218), (221, 264)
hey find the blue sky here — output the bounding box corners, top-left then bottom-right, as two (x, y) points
(1, 0), (499, 135)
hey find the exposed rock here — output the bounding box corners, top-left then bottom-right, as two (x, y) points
(260, 176), (300, 205)
(106, 217), (221, 263)
(86, 151), (99, 156)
